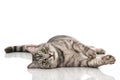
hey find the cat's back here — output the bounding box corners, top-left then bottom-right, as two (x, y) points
(47, 35), (79, 52)
(47, 35), (78, 43)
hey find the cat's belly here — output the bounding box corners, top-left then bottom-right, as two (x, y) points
(59, 51), (88, 67)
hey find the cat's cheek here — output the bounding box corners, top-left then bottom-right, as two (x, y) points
(48, 58), (54, 64)
(27, 62), (40, 69)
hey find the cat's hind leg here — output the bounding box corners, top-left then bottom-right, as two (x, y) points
(73, 42), (96, 59)
(80, 55), (116, 68)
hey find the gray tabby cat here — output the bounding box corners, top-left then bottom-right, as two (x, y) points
(5, 35), (116, 69)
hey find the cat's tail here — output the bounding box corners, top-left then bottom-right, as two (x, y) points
(5, 45), (29, 53)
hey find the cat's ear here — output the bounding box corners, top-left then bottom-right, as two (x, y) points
(26, 45), (39, 53)
(27, 62), (39, 69)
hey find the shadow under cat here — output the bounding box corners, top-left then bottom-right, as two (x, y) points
(5, 53), (115, 80)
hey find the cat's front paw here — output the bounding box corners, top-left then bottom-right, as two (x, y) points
(102, 55), (116, 64)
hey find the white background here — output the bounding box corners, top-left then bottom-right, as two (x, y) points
(0, 0), (120, 80)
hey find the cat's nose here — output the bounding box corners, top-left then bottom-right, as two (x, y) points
(49, 54), (52, 57)
(49, 54), (53, 58)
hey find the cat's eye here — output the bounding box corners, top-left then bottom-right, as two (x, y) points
(41, 48), (46, 54)
(42, 59), (46, 64)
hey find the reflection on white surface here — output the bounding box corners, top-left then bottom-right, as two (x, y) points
(5, 53), (115, 80)
(28, 68), (115, 80)
(5, 52), (32, 60)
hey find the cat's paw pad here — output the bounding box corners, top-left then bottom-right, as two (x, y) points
(102, 55), (116, 64)
(96, 48), (105, 54)
(5, 47), (13, 53)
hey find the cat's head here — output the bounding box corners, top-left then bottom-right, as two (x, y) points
(27, 44), (57, 69)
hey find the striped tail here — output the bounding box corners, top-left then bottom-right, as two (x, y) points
(5, 45), (29, 53)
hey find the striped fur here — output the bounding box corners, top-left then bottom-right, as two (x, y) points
(5, 46), (28, 53)
(5, 35), (116, 69)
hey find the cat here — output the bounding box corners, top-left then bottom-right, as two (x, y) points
(5, 35), (116, 69)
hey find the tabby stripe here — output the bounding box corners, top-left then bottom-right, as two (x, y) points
(80, 59), (89, 67)
(13, 46), (28, 52)
(13, 46), (17, 52)
(65, 59), (71, 66)
(72, 41), (79, 53)
(62, 40), (69, 49)
(54, 46), (65, 67)
(20, 46), (23, 52)
(66, 55), (75, 67)
(78, 61), (81, 67)
(86, 60), (89, 67)
(87, 59), (98, 68)
(84, 46), (89, 53)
